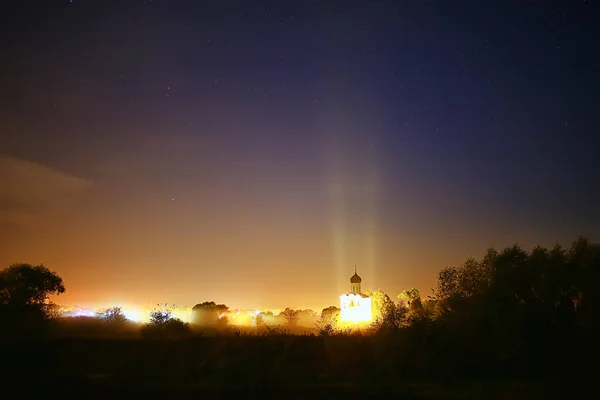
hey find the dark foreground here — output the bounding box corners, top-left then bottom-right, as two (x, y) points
(8, 381), (578, 399)
(1, 337), (589, 399)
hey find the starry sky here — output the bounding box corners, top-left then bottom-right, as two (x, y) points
(1, 0), (598, 311)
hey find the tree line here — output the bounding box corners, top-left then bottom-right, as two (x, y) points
(2, 235), (599, 378)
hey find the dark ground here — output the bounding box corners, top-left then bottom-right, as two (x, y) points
(0, 337), (587, 399)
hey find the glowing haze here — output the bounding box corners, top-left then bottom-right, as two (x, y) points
(1, 1), (597, 311)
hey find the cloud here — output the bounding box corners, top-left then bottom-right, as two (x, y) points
(0, 155), (92, 224)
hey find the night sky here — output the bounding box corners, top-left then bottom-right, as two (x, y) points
(1, 0), (598, 310)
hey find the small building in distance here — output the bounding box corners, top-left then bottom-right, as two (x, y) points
(339, 266), (372, 323)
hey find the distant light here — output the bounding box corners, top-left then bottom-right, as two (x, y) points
(123, 308), (143, 322)
(339, 294), (372, 323)
(66, 308), (95, 318)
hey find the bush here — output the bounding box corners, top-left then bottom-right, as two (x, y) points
(140, 306), (192, 340)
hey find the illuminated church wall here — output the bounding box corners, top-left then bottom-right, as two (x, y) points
(339, 266), (372, 323)
(339, 293), (372, 323)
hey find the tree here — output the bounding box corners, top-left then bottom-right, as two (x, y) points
(45, 303), (65, 320)
(0, 263), (65, 308)
(191, 301), (229, 326)
(372, 299), (408, 332)
(140, 304), (191, 339)
(254, 312), (264, 327)
(148, 304), (176, 324)
(281, 307), (300, 326)
(398, 288), (423, 311)
(398, 288), (426, 324)
(96, 307), (128, 325)
(315, 312), (338, 336)
(192, 301), (228, 313)
(398, 288), (420, 304)
(366, 289), (394, 321)
(367, 289), (408, 332)
(216, 313), (229, 328)
(422, 238), (600, 377)
(432, 266), (460, 304)
(431, 250), (496, 316)
(0, 263), (66, 338)
(321, 306), (340, 319)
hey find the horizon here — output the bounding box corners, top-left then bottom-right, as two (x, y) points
(43, 234), (592, 313)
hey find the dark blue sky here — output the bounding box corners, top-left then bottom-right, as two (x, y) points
(1, 0), (598, 309)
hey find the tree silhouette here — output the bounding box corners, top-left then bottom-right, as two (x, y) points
(321, 306), (340, 319)
(44, 303), (65, 320)
(215, 313), (229, 328)
(398, 288), (424, 318)
(140, 304), (191, 339)
(96, 307), (128, 325)
(372, 299), (407, 332)
(191, 301), (229, 326)
(398, 288), (420, 304)
(192, 301), (228, 313)
(281, 307), (300, 326)
(0, 263), (65, 338)
(315, 312), (338, 336)
(254, 312), (264, 327)
(0, 263), (65, 308)
(414, 236), (600, 378)
(366, 289), (407, 332)
(367, 289), (394, 321)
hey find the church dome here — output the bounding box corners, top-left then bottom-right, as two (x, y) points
(350, 272), (362, 283)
